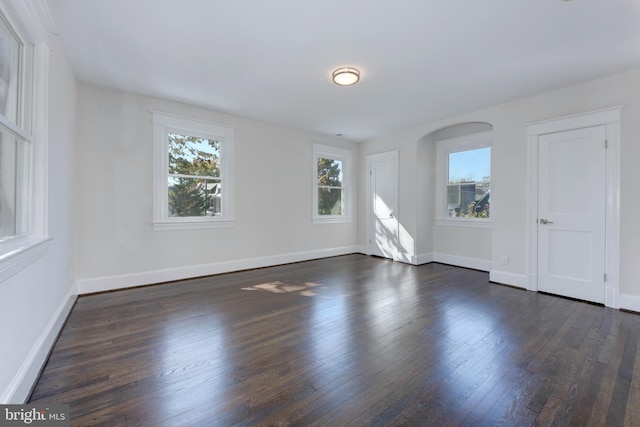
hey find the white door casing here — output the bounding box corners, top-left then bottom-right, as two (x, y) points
(526, 107), (621, 308)
(367, 151), (399, 260)
(537, 126), (606, 303)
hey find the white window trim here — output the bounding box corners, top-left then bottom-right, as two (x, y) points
(435, 130), (492, 227)
(312, 143), (352, 224)
(152, 111), (235, 231)
(0, 0), (51, 284)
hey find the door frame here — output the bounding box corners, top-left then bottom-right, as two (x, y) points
(366, 150), (399, 260)
(526, 107), (622, 308)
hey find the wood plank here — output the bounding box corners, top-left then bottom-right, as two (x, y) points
(624, 327), (640, 427)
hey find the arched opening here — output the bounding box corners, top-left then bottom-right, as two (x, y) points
(428, 122), (493, 141)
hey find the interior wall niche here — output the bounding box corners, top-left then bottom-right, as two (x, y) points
(414, 121), (494, 266)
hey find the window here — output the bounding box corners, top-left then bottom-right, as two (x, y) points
(0, 1), (50, 281)
(436, 131), (491, 225)
(152, 112), (234, 230)
(313, 144), (351, 223)
(0, 13), (28, 242)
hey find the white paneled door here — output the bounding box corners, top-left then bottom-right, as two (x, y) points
(367, 151), (399, 260)
(537, 126), (606, 303)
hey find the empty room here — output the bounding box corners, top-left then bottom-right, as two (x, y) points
(2, 0), (640, 425)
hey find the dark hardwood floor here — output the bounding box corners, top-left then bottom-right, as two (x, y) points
(29, 254), (640, 426)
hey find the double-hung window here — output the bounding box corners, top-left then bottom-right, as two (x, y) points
(312, 144), (351, 223)
(152, 112), (234, 230)
(436, 131), (492, 225)
(0, 15), (27, 241)
(0, 1), (49, 280)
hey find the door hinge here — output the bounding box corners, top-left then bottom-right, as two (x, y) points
(369, 239), (372, 244)
(605, 139), (608, 149)
(370, 170), (373, 176)
(604, 273), (607, 282)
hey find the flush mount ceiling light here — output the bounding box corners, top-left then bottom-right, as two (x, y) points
(332, 67), (360, 86)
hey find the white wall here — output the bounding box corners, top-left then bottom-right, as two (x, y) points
(75, 83), (359, 293)
(0, 17), (77, 402)
(358, 67), (640, 307)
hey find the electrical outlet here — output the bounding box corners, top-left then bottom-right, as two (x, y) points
(501, 256), (509, 265)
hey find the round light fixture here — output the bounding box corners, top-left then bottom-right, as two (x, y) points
(332, 67), (360, 86)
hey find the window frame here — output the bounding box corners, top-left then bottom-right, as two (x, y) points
(312, 143), (352, 224)
(435, 131), (492, 228)
(152, 111), (235, 231)
(0, 0), (50, 284)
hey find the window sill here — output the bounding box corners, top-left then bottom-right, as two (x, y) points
(435, 218), (492, 229)
(153, 219), (235, 231)
(312, 216), (352, 224)
(0, 237), (51, 284)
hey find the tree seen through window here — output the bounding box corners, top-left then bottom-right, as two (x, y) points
(168, 133), (221, 217)
(317, 157), (343, 215)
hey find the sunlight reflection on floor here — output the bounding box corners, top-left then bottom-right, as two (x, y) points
(242, 281), (325, 296)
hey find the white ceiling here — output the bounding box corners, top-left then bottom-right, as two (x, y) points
(48, 0), (640, 142)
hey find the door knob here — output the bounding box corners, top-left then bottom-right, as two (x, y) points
(539, 218), (554, 224)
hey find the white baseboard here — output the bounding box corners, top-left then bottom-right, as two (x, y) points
(413, 253), (435, 265)
(356, 245), (368, 255)
(77, 246), (361, 294)
(432, 253), (491, 272)
(619, 293), (640, 313)
(489, 270), (528, 289)
(2, 288), (77, 403)
(395, 252), (414, 264)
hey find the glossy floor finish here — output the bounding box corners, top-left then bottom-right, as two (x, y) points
(30, 255), (640, 426)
